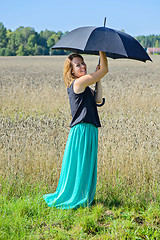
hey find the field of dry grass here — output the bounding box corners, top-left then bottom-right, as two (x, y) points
(0, 55), (160, 197)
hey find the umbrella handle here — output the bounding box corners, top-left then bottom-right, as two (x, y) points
(96, 97), (105, 107)
(95, 81), (105, 107)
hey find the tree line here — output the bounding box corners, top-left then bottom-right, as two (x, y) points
(136, 35), (160, 50)
(0, 22), (69, 56)
(0, 22), (160, 56)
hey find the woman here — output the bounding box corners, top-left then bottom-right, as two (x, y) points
(43, 51), (108, 209)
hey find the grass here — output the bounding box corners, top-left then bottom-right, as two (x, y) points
(1, 178), (160, 239)
(0, 55), (160, 239)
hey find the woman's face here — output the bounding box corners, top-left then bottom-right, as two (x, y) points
(71, 57), (87, 78)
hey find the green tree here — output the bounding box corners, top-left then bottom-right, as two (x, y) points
(27, 34), (37, 47)
(14, 26), (25, 47)
(16, 44), (27, 56)
(26, 34), (37, 55)
(51, 31), (63, 44)
(6, 31), (17, 55)
(155, 40), (160, 48)
(40, 29), (53, 39)
(34, 44), (48, 55)
(34, 44), (43, 55)
(14, 27), (37, 47)
(47, 35), (55, 48)
(0, 48), (5, 56)
(0, 22), (7, 48)
(4, 48), (13, 56)
(39, 29), (53, 48)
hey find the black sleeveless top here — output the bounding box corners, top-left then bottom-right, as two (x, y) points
(67, 80), (101, 128)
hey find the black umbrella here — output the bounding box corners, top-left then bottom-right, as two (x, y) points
(52, 24), (152, 62)
(52, 21), (152, 106)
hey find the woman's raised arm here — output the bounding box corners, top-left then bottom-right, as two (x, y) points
(74, 51), (108, 94)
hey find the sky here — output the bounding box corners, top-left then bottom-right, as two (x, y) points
(1, 0), (160, 37)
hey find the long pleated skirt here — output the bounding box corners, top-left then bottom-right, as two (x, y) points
(43, 122), (98, 209)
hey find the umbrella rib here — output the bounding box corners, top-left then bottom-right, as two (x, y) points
(114, 33), (128, 57)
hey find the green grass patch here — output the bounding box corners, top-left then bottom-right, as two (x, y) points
(1, 177), (159, 240)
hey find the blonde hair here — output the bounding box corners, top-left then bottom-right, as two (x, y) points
(63, 53), (84, 88)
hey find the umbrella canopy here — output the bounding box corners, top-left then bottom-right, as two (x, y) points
(52, 26), (152, 62)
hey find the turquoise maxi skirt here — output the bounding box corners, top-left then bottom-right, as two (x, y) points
(43, 123), (98, 209)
